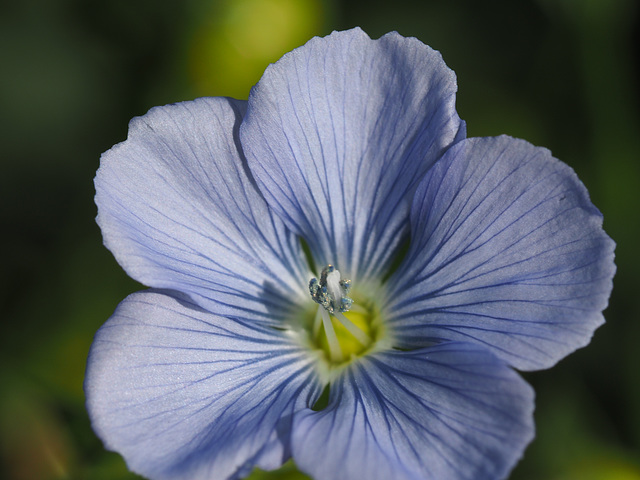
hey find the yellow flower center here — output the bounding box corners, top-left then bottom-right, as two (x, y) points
(307, 265), (385, 366)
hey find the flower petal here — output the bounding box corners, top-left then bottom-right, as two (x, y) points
(386, 136), (616, 370)
(292, 343), (534, 480)
(240, 28), (464, 281)
(95, 97), (309, 319)
(85, 290), (322, 480)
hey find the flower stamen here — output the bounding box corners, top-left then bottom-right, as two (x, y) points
(321, 309), (343, 363)
(309, 264), (353, 314)
(309, 265), (373, 363)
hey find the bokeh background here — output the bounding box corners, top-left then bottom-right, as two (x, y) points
(1, 0), (639, 479)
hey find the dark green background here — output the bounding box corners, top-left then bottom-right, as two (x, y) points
(1, 0), (638, 478)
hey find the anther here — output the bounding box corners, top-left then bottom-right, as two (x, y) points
(309, 265), (353, 314)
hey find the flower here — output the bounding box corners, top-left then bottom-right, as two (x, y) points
(85, 28), (615, 480)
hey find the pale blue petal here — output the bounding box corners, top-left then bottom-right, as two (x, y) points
(85, 291), (322, 480)
(386, 136), (616, 370)
(240, 28), (464, 282)
(95, 97), (309, 320)
(292, 343), (534, 480)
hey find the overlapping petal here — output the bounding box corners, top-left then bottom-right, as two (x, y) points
(241, 28), (464, 282)
(85, 290), (322, 480)
(386, 136), (616, 370)
(95, 97), (309, 320)
(292, 343), (534, 480)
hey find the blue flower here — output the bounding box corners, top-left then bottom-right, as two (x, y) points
(85, 28), (615, 480)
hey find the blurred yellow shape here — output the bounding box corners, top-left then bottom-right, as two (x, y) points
(189, 0), (324, 98)
(558, 457), (640, 480)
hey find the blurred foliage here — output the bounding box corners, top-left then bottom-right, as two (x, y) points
(0, 0), (638, 478)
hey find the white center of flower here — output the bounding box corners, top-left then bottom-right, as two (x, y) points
(308, 265), (375, 363)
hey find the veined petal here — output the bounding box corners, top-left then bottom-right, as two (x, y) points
(292, 343), (534, 480)
(241, 28), (464, 282)
(95, 97), (309, 319)
(85, 291), (322, 480)
(386, 136), (616, 370)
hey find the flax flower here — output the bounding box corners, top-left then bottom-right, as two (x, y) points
(85, 28), (615, 480)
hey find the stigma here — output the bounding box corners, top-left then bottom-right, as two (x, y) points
(308, 265), (373, 363)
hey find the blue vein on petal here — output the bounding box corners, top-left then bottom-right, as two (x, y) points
(421, 159), (585, 284)
(100, 301), (319, 434)
(392, 155), (602, 311)
(366, 353), (528, 475)
(109, 116), (307, 299)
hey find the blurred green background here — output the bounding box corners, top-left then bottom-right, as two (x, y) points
(1, 0), (639, 478)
